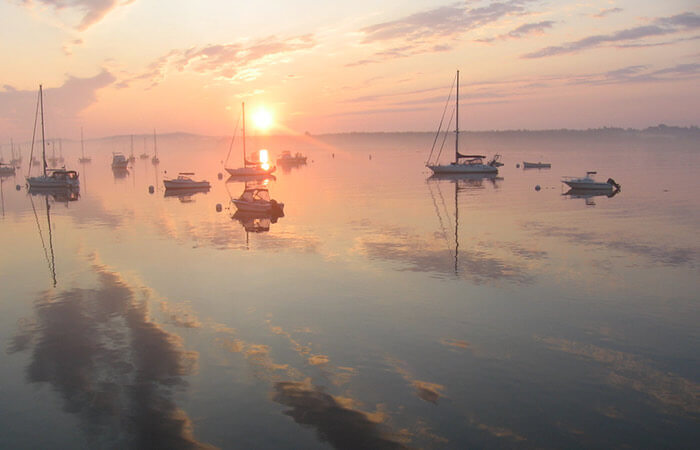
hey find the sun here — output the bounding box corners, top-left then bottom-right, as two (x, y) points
(251, 107), (273, 131)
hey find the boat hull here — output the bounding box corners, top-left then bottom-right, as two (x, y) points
(428, 164), (498, 174)
(163, 180), (211, 189)
(225, 166), (276, 176)
(523, 162), (551, 169)
(26, 177), (79, 189)
(563, 181), (613, 190)
(232, 199), (284, 213)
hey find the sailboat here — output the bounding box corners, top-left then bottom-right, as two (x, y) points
(78, 127), (91, 163)
(26, 85), (80, 190)
(128, 135), (136, 162)
(225, 103), (276, 177)
(140, 136), (149, 159)
(151, 129), (160, 164)
(426, 71), (499, 174)
(10, 139), (22, 166)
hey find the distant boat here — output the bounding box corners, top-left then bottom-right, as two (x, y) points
(9, 139), (22, 166)
(523, 161), (551, 169)
(151, 129), (160, 164)
(277, 151), (307, 165)
(78, 127), (91, 163)
(128, 135), (136, 162)
(0, 162), (15, 176)
(27, 85), (80, 190)
(562, 171), (620, 190)
(225, 103), (276, 177)
(427, 71), (499, 175)
(111, 152), (129, 169)
(232, 183), (283, 213)
(163, 172), (211, 190)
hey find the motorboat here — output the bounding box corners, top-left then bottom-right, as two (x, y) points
(163, 172), (211, 190)
(26, 85), (80, 190)
(562, 171), (620, 190)
(224, 103), (276, 177)
(232, 185), (284, 213)
(277, 151), (307, 165)
(523, 161), (551, 169)
(112, 152), (129, 169)
(426, 71), (499, 175)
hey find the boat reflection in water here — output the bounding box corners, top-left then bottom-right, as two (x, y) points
(564, 187), (620, 206)
(164, 186), (210, 203)
(112, 167), (129, 179)
(427, 172), (500, 275)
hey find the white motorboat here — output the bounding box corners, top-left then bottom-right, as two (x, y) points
(562, 171), (620, 190)
(112, 152), (128, 169)
(427, 71), (499, 175)
(27, 85), (79, 190)
(224, 103), (276, 177)
(232, 185), (284, 213)
(163, 172), (211, 190)
(523, 161), (551, 169)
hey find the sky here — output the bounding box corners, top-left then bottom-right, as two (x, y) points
(0, 0), (698, 140)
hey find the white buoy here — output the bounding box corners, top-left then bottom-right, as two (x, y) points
(516, 163), (520, 168)
(535, 185), (541, 191)
(148, 185), (154, 194)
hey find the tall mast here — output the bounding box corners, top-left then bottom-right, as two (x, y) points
(242, 102), (246, 165)
(455, 70), (459, 163)
(153, 129), (157, 157)
(130, 134), (134, 156)
(80, 127), (85, 157)
(40, 85), (47, 176)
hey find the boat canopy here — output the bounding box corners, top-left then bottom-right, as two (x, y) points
(240, 188), (270, 202)
(457, 152), (486, 159)
(179, 172), (195, 175)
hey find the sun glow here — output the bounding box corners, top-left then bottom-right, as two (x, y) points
(252, 108), (273, 131)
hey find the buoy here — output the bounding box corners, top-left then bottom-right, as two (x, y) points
(216, 203), (222, 212)
(148, 185), (154, 194)
(535, 185), (541, 191)
(16, 184), (21, 191)
(516, 163), (520, 168)
(217, 173), (223, 180)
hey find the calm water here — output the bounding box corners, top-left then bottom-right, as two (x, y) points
(1, 131), (698, 449)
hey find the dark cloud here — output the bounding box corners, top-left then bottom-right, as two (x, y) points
(523, 12), (700, 58)
(272, 381), (410, 450)
(0, 71), (115, 137)
(592, 7), (623, 19)
(22, 0), (135, 30)
(10, 263), (212, 449)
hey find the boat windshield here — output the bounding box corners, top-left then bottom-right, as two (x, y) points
(241, 188), (270, 202)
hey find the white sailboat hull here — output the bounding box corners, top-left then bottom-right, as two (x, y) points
(232, 199), (284, 213)
(225, 166), (275, 176)
(428, 163), (498, 174)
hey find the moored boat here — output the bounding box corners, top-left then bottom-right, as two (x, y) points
(426, 71), (499, 175)
(224, 103), (276, 177)
(163, 172), (211, 190)
(562, 171), (620, 190)
(232, 184), (284, 213)
(523, 161), (551, 169)
(111, 152), (129, 169)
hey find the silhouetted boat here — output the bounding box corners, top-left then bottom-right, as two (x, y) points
(0, 162), (15, 175)
(27, 86), (80, 190)
(277, 151), (307, 165)
(151, 129), (160, 164)
(427, 71), (499, 175)
(111, 152), (128, 169)
(232, 183), (283, 213)
(523, 161), (551, 169)
(225, 103), (276, 177)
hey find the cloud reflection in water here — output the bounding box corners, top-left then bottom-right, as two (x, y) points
(10, 262), (213, 449)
